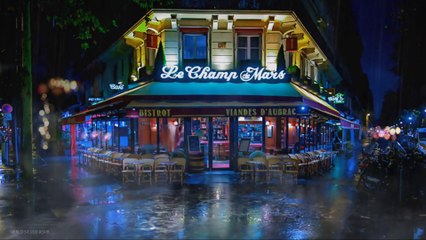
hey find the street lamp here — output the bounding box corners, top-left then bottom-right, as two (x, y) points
(366, 113), (370, 128)
(365, 113), (371, 143)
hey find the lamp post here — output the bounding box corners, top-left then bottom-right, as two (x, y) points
(366, 113), (370, 129)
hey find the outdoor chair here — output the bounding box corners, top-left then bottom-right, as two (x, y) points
(140, 153), (154, 159)
(266, 156), (283, 182)
(237, 157), (253, 179)
(154, 154), (169, 159)
(282, 157), (299, 179)
(108, 153), (123, 175)
(169, 157), (186, 183)
(137, 158), (155, 184)
(122, 158), (138, 183)
(252, 156), (268, 179)
(154, 157), (170, 182)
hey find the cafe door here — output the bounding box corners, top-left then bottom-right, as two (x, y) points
(190, 117), (231, 170)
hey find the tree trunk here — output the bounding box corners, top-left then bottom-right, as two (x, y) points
(21, 0), (33, 178)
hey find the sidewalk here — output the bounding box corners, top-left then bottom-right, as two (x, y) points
(1, 146), (425, 239)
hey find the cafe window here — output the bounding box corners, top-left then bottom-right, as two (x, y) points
(183, 33), (207, 65)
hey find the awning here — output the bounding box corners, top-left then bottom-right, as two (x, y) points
(59, 109), (91, 125)
(340, 118), (361, 129)
(290, 82), (341, 119)
(70, 80), (348, 121)
(126, 81), (302, 100)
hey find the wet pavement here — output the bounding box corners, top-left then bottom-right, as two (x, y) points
(1, 146), (426, 239)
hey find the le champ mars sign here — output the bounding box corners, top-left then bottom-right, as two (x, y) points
(160, 66), (288, 82)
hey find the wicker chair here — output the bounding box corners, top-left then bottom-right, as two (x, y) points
(282, 157), (299, 179)
(137, 158), (155, 184)
(122, 158), (138, 183)
(169, 157), (186, 183)
(266, 156), (283, 182)
(237, 157), (253, 179)
(154, 157), (170, 182)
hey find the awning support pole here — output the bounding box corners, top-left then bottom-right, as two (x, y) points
(156, 117), (160, 153)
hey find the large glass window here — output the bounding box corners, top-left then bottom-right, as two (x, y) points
(238, 117), (263, 152)
(183, 34), (207, 64)
(237, 35), (261, 66)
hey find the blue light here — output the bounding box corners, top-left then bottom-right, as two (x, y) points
(424, 109), (426, 113)
(409, 117), (412, 121)
(301, 106), (305, 110)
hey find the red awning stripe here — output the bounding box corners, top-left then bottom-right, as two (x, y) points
(340, 119), (360, 129)
(303, 98), (341, 119)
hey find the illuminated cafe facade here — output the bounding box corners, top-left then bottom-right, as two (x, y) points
(62, 9), (360, 170)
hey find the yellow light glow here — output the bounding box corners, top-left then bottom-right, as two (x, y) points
(39, 110), (45, 116)
(396, 127), (401, 135)
(390, 128), (396, 135)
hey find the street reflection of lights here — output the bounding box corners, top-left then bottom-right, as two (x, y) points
(215, 189), (221, 200)
(39, 110), (45, 116)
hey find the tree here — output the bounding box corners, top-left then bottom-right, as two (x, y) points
(20, 0), (33, 178)
(154, 41), (165, 80)
(276, 44), (286, 72)
(0, 0), (175, 178)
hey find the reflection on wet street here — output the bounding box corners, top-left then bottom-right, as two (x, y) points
(1, 148), (426, 239)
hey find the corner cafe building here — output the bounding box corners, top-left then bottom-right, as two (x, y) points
(62, 9), (360, 170)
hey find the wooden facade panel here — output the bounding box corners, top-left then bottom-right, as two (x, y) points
(211, 32), (233, 42)
(211, 48), (233, 56)
(211, 62), (233, 71)
(212, 55), (233, 63)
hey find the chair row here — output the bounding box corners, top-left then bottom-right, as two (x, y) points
(79, 148), (186, 184)
(237, 149), (337, 180)
(122, 157), (186, 184)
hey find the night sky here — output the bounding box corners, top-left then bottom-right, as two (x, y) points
(352, 0), (400, 118)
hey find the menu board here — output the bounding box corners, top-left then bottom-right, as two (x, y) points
(188, 135), (201, 153)
(239, 138), (251, 153)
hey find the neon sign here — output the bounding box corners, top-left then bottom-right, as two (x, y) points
(109, 83), (124, 90)
(161, 66), (287, 82)
(328, 93), (345, 104)
(88, 97), (104, 105)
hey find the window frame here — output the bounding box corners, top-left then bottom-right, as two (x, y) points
(182, 33), (208, 63)
(236, 34), (262, 61)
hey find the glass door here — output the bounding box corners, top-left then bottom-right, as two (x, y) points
(191, 117), (209, 169)
(212, 117), (230, 169)
(190, 117), (231, 170)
